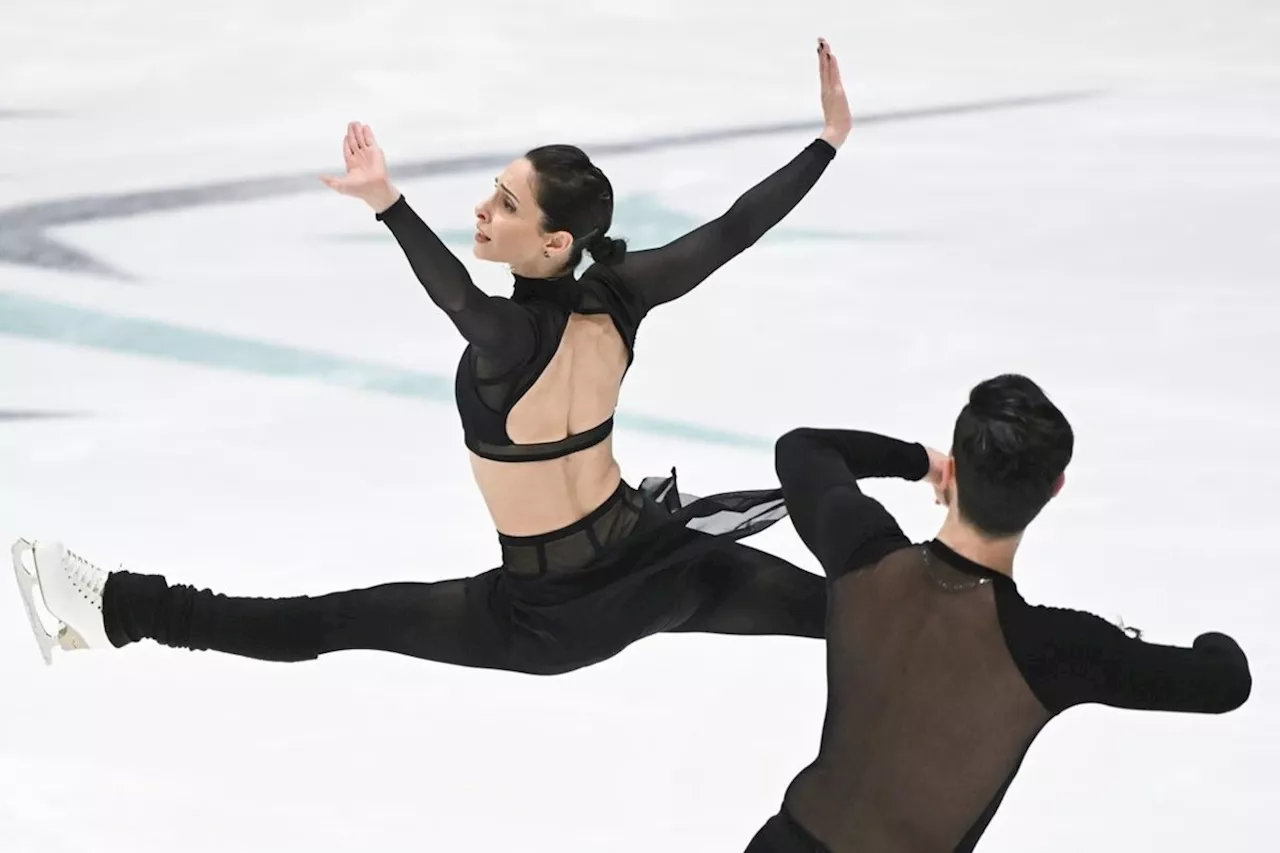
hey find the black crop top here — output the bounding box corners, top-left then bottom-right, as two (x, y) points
(375, 138), (836, 462)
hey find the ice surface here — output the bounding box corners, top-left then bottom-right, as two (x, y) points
(1, 2), (1276, 850)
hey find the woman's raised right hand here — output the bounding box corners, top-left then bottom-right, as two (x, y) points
(321, 122), (401, 213)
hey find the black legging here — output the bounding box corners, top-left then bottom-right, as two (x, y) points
(101, 542), (823, 674)
(101, 481), (825, 675)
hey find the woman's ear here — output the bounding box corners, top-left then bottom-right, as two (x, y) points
(542, 230), (574, 258)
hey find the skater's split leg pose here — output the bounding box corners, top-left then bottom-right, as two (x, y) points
(14, 39), (853, 674)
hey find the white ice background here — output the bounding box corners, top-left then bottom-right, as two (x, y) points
(1, 2), (1277, 851)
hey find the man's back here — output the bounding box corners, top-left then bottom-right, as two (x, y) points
(761, 425), (1251, 853)
(788, 542), (1045, 851)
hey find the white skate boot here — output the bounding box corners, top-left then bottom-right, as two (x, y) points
(11, 538), (114, 665)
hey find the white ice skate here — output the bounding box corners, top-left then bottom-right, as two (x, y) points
(11, 539), (113, 665)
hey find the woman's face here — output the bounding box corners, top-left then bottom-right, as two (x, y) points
(472, 157), (571, 268)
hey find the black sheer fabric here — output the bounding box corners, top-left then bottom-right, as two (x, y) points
(377, 138), (836, 462)
(96, 140), (843, 674)
(100, 471), (825, 676)
(783, 544), (1049, 852)
(745, 808), (827, 853)
(581, 139), (838, 312)
(750, 427), (1253, 853)
(376, 138), (836, 353)
(376, 197), (536, 373)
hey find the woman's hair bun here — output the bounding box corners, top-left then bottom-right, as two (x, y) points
(587, 234), (628, 265)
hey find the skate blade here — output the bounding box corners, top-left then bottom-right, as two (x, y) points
(11, 539), (59, 666)
(57, 626), (90, 651)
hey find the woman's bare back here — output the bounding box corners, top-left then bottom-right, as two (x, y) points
(372, 135), (838, 537)
(470, 313), (629, 535)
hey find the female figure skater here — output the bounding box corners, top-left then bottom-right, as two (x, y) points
(13, 39), (851, 674)
(746, 374), (1251, 852)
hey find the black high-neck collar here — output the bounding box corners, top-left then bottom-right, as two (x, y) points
(511, 271), (578, 306)
(925, 539), (1015, 585)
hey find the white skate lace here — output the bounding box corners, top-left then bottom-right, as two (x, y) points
(63, 548), (107, 609)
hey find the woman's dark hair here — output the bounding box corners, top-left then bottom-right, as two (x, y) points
(951, 373), (1074, 536)
(524, 144), (628, 269)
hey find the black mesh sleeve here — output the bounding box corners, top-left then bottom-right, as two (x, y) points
(377, 196), (535, 369)
(1011, 606), (1253, 715)
(606, 139), (836, 310)
(774, 427), (930, 579)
